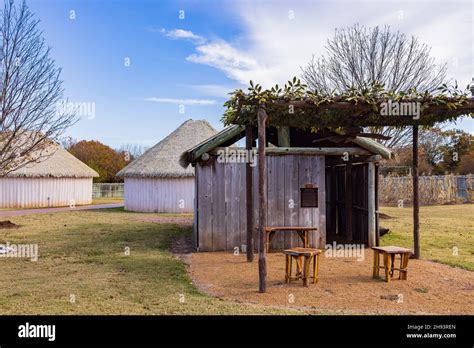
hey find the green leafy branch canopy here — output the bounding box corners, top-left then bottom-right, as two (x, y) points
(222, 77), (474, 130)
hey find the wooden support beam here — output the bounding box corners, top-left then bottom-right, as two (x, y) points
(367, 162), (376, 247)
(266, 147), (371, 156)
(257, 108), (267, 293)
(330, 166), (337, 240)
(375, 163), (380, 247)
(254, 98), (474, 113)
(193, 165), (199, 250)
(277, 126), (291, 147)
(413, 125), (420, 258)
(345, 161), (353, 242)
(245, 125), (254, 262)
(326, 154), (381, 166)
(208, 147), (378, 158)
(189, 125), (245, 163)
(351, 137), (393, 159)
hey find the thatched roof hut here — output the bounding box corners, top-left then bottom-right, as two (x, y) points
(117, 119), (217, 213)
(0, 144), (99, 208)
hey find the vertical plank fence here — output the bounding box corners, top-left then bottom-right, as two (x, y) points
(379, 174), (473, 206)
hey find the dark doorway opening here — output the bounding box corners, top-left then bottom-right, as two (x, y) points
(326, 160), (370, 245)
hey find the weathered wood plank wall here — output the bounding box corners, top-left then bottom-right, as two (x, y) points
(0, 177), (93, 208)
(196, 154), (326, 251)
(124, 177), (194, 213)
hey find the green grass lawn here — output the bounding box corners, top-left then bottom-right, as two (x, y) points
(0, 209), (297, 315)
(0, 205), (471, 314)
(0, 197), (123, 210)
(380, 204), (474, 271)
(91, 197), (124, 205)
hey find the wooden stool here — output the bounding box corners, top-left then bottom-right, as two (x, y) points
(372, 246), (412, 283)
(283, 248), (321, 286)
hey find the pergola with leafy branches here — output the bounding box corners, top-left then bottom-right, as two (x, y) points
(223, 78), (474, 293)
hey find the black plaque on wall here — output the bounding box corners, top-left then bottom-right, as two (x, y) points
(300, 187), (318, 208)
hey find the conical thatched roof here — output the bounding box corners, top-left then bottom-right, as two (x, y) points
(6, 144), (99, 178)
(117, 119), (217, 178)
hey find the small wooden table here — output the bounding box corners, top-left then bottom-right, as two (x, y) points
(265, 227), (317, 253)
(283, 248), (322, 286)
(372, 246), (412, 283)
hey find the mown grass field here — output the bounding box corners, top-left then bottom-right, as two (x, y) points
(0, 204), (471, 314)
(91, 197), (124, 205)
(0, 209), (297, 314)
(380, 204), (474, 271)
(0, 197), (123, 210)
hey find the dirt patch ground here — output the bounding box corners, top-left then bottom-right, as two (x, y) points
(0, 220), (20, 229)
(171, 234), (194, 254)
(189, 250), (474, 314)
(170, 234), (194, 265)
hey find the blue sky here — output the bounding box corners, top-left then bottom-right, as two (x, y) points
(28, 0), (473, 149)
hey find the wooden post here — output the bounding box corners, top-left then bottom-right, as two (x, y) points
(193, 165), (199, 251)
(245, 125), (254, 262)
(413, 125), (420, 259)
(329, 165), (337, 240)
(375, 162), (380, 247)
(367, 162), (376, 247)
(345, 161), (353, 242)
(257, 108), (267, 293)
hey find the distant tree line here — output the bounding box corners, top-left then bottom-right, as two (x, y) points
(62, 138), (146, 182)
(381, 128), (473, 176)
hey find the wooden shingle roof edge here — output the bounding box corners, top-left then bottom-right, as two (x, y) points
(179, 125), (245, 168)
(351, 136), (393, 160)
(179, 125), (393, 168)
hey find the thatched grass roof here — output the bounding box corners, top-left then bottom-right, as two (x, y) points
(117, 119), (217, 178)
(6, 144), (99, 178)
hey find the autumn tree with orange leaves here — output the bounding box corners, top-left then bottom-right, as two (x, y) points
(67, 140), (129, 182)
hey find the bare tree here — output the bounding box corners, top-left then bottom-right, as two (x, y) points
(301, 24), (448, 148)
(117, 143), (147, 162)
(60, 136), (77, 150)
(0, 0), (76, 176)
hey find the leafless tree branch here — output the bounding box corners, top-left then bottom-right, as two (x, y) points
(0, 0), (76, 176)
(301, 24), (448, 147)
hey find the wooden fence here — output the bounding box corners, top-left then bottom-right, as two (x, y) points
(92, 183), (124, 198)
(379, 174), (474, 206)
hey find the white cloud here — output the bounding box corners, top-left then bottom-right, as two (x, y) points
(144, 97), (216, 105)
(230, 0), (472, 87)
(160, 28), (206, 44)
(186, 40), (272, 84)
(162, 1), (472, 91)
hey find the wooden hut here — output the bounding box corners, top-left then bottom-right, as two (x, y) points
(117, 119), (217, 213)
(0, 144), (99, 208)
(180, 125), (393, 251)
